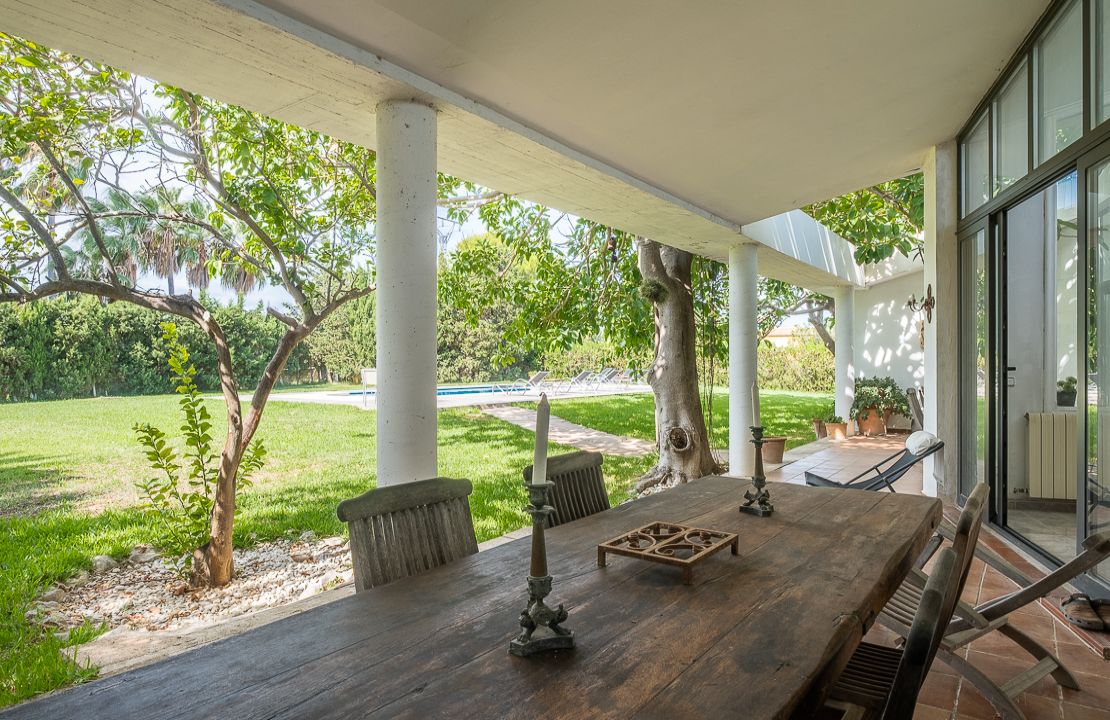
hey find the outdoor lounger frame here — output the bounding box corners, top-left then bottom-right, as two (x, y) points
(804, 441), (944, 492)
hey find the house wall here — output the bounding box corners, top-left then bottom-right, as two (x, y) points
(852, 269), (926, 391)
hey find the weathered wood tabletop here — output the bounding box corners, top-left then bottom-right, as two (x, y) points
(4, 478), (941, 720)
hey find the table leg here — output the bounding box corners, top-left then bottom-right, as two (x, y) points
(597, 547), (606, 567)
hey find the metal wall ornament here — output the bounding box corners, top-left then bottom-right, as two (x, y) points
(907, 283), (936, 323)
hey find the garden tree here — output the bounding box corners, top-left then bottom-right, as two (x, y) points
(805, 173), (925, 264)
(82, 186), (229, 296)
(754, 173), (928, 353)
(444, 175), (927, 489)
(442, 200), (719, 489)
(0, 35), (458, 586)
(436, 234), (540, 382)
(758, 279), (834, 351)
(303, 289), (376, 382)
(635, 240), (720, 488)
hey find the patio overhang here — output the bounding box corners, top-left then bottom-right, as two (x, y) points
(0, 0), (1044, 287)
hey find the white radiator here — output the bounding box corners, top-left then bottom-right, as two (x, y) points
(1026, 412), (1077, 500)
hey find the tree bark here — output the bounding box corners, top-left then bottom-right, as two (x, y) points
(189, 308), (243, 588)
(634, 239), (719, 493)
(810, 313), (835, 353)
(190, 323), (309, 587)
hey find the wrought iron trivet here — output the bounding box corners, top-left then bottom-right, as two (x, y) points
(596, 522), (739, 585)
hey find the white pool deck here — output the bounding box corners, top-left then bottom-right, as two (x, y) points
(266, 383), (653, 410)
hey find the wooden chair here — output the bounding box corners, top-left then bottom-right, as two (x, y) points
(896, 528), (1110, 719)
(524, 450), (610, 528)
(824, 547), (962, 719)
(823, 483), (988, 719)
(336, 477), (479, 592)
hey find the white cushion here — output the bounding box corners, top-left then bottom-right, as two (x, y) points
(905, 431), (941, 455)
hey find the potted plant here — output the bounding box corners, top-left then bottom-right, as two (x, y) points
(824, 413), (848, 440)
(761, 434), (788, 463)
(1057, 376), (1078, 407)
(850, 376), (910, 436)
(811, 416), (827, 439)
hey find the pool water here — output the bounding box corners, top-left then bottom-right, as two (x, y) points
(348, 383), (529, 397)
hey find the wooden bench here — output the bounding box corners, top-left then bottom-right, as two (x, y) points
(337, 477), (479, 591)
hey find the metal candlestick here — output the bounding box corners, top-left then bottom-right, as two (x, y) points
(739, 425), (774, 517)
(509, 479), (575, 656)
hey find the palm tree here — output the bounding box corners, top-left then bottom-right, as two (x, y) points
(64, 182), (261, 296)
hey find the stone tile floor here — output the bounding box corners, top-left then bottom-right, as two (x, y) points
(769, 435), (1110, 719)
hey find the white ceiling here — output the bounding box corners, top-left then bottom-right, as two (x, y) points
(258, 0), (1046, 223)
(0, 0), (1048, 283)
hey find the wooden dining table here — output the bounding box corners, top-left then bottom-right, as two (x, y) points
(4, 477), (941, 720)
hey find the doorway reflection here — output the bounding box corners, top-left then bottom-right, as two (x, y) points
(1005, 171), (1078, 562)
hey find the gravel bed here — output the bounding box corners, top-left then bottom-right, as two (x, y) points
(27, 532), (353, 635)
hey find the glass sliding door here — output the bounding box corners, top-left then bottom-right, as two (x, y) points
(1002, 172), (1079, 562)
(960, 227), (991, 502)
(1085, 159), (1110, 584)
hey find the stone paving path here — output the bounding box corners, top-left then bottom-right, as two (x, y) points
(481, 405), (656, 457)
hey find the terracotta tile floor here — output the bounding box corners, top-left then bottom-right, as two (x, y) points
(767, 436), (1110, 720)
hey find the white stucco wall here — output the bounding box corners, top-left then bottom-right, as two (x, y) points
(852, 269), (926, 391)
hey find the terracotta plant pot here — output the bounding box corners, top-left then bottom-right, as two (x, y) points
(856, 407), (887, 436)
(811, 418), (827, 439)
(761, 436), (788, 463)
(826, 422), (848, 440)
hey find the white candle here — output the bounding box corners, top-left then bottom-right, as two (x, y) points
(751, 382), (761, 427)
(533, 393), (550, 484)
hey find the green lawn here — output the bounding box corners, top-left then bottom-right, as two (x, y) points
(541, 390), (834, 451)
(0, 395), (654, 707)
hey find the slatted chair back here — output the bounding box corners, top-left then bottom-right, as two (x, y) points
(524, 451), (610, 528)
(883, 547), (961, 719)
(946, 482), (990, 620)
(336, 477), (479, 592)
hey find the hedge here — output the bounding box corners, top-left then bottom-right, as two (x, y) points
(0, 296), (310, 401)
(757, 336), (834, 392)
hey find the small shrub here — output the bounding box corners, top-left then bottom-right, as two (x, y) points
(133, 323), (265, 574)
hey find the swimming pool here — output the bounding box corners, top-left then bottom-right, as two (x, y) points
(347, 383), (529, 397)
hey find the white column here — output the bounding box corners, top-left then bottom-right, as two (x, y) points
(833, 286), (855, 434)
(375, 100), (438, 486)
(923, 141), (959, 499)
(729, 244), (759, 476)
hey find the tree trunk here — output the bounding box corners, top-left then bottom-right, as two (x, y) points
(190, 324), (308, 588)
(634, 239), (719, 493)
(189, 310), (243, 588)
(810, 313), (835, 353)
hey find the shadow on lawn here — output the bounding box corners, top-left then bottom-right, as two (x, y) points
(0, 451), (88, 518)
